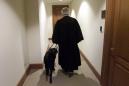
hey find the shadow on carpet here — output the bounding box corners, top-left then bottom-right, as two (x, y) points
(37, 70), (100, 86)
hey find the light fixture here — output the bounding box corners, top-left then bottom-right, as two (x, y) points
(59, 0), (63, 1)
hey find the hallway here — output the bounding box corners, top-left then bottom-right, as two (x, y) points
(23, 57), (100, 86)
(0, 0), (106, 86)
(1, 0), (129, 86)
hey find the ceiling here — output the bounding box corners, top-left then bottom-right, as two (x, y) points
(46, 0), (73, 5)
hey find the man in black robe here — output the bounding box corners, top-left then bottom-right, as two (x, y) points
(52, 7), (84, 75)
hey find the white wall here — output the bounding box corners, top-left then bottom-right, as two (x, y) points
(71, 0), (106, 75)
(39, 0), (53, 60)
(25, 0), (42, 64)
(0, 0), (27, 86)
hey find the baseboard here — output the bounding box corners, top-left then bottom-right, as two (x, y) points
(29, 64), (43, 69)
(80, 50), (101, 83)
(17, 66), (30, 86)
(17, 64), (43, 86)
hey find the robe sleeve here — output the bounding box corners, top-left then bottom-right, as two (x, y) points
(52, 21), (60, 44)
(74, 19), (84, 43)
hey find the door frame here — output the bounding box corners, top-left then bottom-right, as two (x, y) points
(52, 5), (69, 28)
(101, 0), (115, 86)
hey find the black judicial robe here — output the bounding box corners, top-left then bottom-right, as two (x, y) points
(52, 16), (84, 71)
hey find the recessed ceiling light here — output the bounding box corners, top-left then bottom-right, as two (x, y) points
(59, 0), (63, 1)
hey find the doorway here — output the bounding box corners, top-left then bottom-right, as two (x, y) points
(52, 5), (68, 28)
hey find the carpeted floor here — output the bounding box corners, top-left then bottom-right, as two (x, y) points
(23, 58), (100, 86)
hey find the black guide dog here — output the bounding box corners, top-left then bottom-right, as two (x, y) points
(44, 44), (58, 84)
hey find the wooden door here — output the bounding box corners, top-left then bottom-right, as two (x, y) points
(52, 5), (68, 28)
(102, 0), (129, 86)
